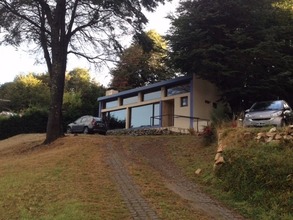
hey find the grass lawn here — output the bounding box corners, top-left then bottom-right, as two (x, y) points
(0, 134), (130, 220)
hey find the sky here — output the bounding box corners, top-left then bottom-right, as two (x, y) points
(0, 1), (180, 86)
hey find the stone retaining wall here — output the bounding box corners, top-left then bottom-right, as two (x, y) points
(106, 127), (191, 136)
(213, 125), (293, 170)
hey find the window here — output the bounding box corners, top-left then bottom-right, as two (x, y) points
(181, 96), (188, 107)
(105, 99), (118, 109)
(105, 109), (126, 129)
(167, 84), (190, 96)
(130, 103), (160, 128)
(122, 96), (138, 105)
(143, 90), (161, 101)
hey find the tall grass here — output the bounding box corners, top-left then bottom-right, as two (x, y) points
(214, 133), (293, 219)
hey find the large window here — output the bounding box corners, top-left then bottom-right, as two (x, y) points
(130, 103), (160, 128)
(167, 83), (190, 96)
(122, 96), (137, 105)
(105, 109), (126, 129)
(143, 90), (161, 101)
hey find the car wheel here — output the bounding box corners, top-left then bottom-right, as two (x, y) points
(67, 127), (72, 134)
(83, 127), (89, 134)
(280, 119), (286, 127)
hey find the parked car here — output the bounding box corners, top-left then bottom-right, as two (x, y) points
(67, 115), (107, 135)
(243, 100), (293, 127)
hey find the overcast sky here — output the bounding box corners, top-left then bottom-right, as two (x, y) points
(0, 1), (180, 86)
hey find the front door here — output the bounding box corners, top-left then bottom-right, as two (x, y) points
(162, 100), (174, 127)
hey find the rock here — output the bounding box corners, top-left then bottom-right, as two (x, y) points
(269, 127), (277, 133)
(256, 133), (266, 141)
(195, 168), (202, 175)
(285, 125), (293, 135)
(266, 136), (274, 143)
(283, 135), (293, 140)
(217, 141), (226, 153)
(215, 156), (225, 165)
(266, 132), (276, 138)
(217, 144), (224, 153)
(274, 134), (282, 140)
(214, 152), (221, 161)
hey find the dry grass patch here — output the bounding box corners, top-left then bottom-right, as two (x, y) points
(0, 134), (129, 220)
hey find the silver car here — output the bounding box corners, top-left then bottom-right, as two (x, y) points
(67, 115), (107, 135)
(243, 100), (293, 127)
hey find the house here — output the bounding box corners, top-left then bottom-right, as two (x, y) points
(97, 74), (220, 132)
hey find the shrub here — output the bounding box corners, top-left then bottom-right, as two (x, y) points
(210, 103), (231, 128)
(0, 107), (48, 140)
(201, 125), (216, 145)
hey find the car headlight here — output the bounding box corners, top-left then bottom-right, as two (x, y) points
(245, 114), (251, 118)
(271, 111), (282, 117)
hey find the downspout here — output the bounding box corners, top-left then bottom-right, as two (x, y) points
(190, 75), (194, 129)
(159, 100), (163, 128)
(97, 99), (102, 117)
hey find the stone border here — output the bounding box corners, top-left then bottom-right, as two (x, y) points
(213, 125), (293, 170)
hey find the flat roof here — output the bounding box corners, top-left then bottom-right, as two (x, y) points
(97, 75), (192, 101)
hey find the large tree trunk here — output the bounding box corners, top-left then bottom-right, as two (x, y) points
(44, 60), (66, 144)
(43, 0), (68, 144)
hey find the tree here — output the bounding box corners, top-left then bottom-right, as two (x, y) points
(167, 0), (293, 112)
(0, 73), (50, 111)
(110, 30), (176, 91)
(64, 68), (106, 117)
(0, 0), (169, 143)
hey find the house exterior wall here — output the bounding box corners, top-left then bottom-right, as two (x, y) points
(192, 78), (220, 131)
(98, 74), (220, 132)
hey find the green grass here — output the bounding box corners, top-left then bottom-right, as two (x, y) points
(0, 136), (130, 220)
(166, 128), (293, 220)
(0, 131), (292, 219)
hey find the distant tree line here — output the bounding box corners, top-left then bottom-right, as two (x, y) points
(0, 68), (106, 139)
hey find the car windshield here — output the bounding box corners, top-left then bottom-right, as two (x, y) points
(250, 101), (283, 112)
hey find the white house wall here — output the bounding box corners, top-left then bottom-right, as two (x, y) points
(192, 77), (220, 131)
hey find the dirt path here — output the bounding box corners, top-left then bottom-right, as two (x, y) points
(106, 137), (246, 220)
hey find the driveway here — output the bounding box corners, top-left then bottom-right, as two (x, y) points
(105, 136), (246, 220)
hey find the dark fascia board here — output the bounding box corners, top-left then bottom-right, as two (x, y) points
(97, 75), (193, 102)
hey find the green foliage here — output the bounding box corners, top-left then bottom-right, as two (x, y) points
(168, 0), (293, 112)
(0, 73), (50, 111)
(0, 107), (48, 140)
(110, 30), (176, 91)
(210, 103), (232, 127)
(64, 68), (106, 117)
(0, 69), (106, 139)
(215, 143), (293, 219)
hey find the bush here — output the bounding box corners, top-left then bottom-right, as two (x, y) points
(201, 125), (216, 145)
(0, 108), (48, 140)
(210, 103), (232, 128)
